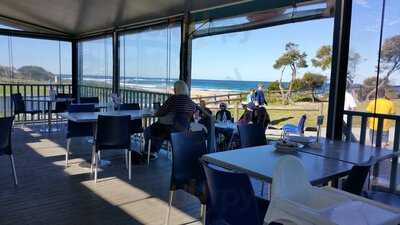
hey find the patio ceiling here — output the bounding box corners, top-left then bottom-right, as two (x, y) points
(0, 0), (244, 37)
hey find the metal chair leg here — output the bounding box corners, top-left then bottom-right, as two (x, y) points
(147, 139), (151, 167)
(260, 180), (265, 197)
(90, 146), (96, 174)
(128, 150), (132, 180)
(66, 138), (71, 167)
(125, 149), (128, 169)
(200, 204), (206, 225)
(10, 154), (18, 186)
(94, 151), (99, 183)
(164, 190), (174, 225)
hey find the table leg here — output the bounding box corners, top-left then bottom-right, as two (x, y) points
(331, 177), (339, 188)
(48, 101), (51, 133)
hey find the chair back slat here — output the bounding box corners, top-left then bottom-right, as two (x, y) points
(201, 161), (262, 225)
(170, 131), (207, 188)
(11, 93), (25, 114)
(0, 116), (14, 155)
(80, 97), (99, 104)
(96, 115), (131, 150)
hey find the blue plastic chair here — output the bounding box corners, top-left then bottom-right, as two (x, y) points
(92, 115), (132, 182)
(65, 104), (96, 167)
(201, 161), (269, 225)
(0, 116), (18, 185)
(165, 131), (208, 225)
(282, 114), (307, 135)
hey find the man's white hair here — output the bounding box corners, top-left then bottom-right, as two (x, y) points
(174, 80), (189, 95)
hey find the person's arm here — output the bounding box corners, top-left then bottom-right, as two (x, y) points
(256, 91), (262, 105)
(227, 111), (233, 121)
(155, 96), (173, 117)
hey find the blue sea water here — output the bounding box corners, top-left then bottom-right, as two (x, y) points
(120, 77), (272, 92)
(77, 75), (329, 93)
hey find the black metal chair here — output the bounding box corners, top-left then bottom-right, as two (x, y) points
(201, 161), (269, 225)
(50, 94), (71, 129)
(79, 97), (99, 104)
(92, 115), (132, 183)
(0, 116), (18, 185)
(11, 93), (42, 120)
(65, 104), (96, 167)
(118, 103), (144, 135)
(238, 124), (267, 148)
(165, 131), (208, 225)
(342, 157), (375, 195)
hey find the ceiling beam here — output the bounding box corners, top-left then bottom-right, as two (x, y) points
(191, 0), (320, 22)
(0, 14), (70, 36)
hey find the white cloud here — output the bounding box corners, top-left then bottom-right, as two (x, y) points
(388, 18), (400, 26)
(354, 0), (370, 8)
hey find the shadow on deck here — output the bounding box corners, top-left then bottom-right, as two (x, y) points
(0, 124), (202, 225)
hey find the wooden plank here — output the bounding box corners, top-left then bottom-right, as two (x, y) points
(0, 126), (202, 225)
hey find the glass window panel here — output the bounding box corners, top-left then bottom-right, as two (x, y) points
(192, 18), (334, 136)
(119, 23), (181, 105)
(9, 37), (70, 84)
(78, 36), (113, 102)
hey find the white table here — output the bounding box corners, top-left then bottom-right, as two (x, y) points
(61, 109), (155, 123)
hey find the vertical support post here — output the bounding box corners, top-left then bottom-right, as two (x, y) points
(71, 40), (79, 99)
(180, 6), (192, 92)
(390, 120), (400, 192)
(112, 31), (120, 95)
(326, 0), (353, 140)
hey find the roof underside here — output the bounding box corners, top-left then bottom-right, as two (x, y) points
(0, 0), (243, 36)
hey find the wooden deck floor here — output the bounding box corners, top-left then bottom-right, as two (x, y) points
(1, 124), (399, 225)
(0, 125), (203, 225)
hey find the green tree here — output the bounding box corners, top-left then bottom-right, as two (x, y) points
(273, 42), (308, 104)
(311, 45), (332, 71)
(291, 78), (306, 91)
(267, 80), (280, 92)
(347, 50), (361, 87)
(365, 35), (400, 101)
(302, 72), (326, 102)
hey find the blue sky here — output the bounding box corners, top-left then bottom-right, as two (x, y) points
(0, 0), (399, 84)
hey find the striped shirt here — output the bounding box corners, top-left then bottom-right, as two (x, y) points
(156, 94), (196, 117)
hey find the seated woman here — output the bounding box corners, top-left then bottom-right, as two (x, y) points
(198, 100), (212, 129)
(190, 109), (208, 134)
(215, 102), (233, 122)
(144, 80), (196, 159)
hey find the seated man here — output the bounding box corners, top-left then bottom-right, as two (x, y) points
(144, 80), (196, 159)
(215, 102), (232, 122)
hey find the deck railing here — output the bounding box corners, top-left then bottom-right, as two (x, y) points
(343, 110), (399, 193)
(0, 83), (72, 122)
(79, 85), (171, 109)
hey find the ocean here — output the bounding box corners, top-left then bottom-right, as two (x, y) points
(120, 77), (270, 92)
(76, 75), (329, 93)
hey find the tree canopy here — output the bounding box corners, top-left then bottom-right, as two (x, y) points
(273, 42), (308, 104)
(363, 35), (400, 101)
(311, 45), (332, 71)
(273, 42), (308, 70)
